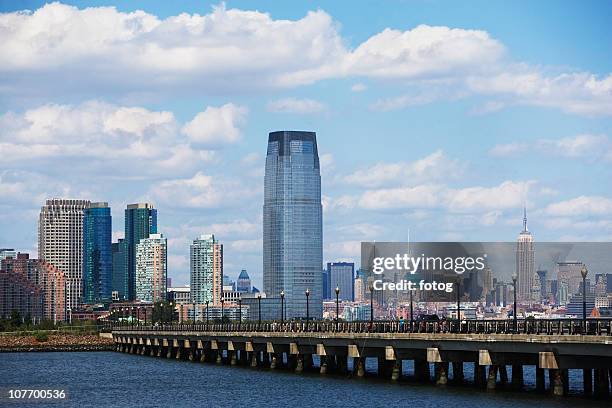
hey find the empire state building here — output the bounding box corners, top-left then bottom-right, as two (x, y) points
(516, 207), (535, 301)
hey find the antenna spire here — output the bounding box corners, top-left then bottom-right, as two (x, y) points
(523, 206), (528, 232)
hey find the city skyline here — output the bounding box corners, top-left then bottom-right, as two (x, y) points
(1, 1), (611, 288)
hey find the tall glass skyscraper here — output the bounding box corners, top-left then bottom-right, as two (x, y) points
(263, 131), (323, 319)
(125, 203), (157, 300)
(82, 202), (112, 304)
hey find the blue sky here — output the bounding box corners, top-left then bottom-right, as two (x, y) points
(0, 1), (611, 287)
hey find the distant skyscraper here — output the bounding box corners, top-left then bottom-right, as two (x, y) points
(557, 261), (584, 296)
(516, 207), (534, 301)
(236, 269), (251, 293)
(322, 268), (330, 299)
(328, 262), (355, 301)
(112, 239), (128, 300)
(135, 233), (167, 303)
(190, 234), (223, 305)
(263, 131), (323, 319)
(125, 203), (157, 300)
(82, 202), (112, 304)
(0, 249), (16, 262)
(39, 198), (90, 311)
(536, 269), (547, 299)
(354, 277), (364, 302)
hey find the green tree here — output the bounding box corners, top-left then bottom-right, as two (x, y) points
(10, 310), (22, 328)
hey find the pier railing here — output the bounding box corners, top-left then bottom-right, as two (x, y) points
(107, 318), (612, 336)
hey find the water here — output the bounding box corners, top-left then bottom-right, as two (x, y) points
(0, 352), (608, 407)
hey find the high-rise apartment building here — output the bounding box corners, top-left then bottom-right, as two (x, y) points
(516, 208), (534, 301)
(263, 131), (323, 319)
(135, 233), (167, 303)
(82, 202), (112, 304)
(112, 239), (128, 300)
(125, 203), (157, 300)
(328, 262), (355, 301)
(190, 234), (223, 305)
(39, 199), (90, 311)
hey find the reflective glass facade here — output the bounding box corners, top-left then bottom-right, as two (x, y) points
(125, 203), (157, 300)
(263, 131), (323, 319)
(83, 203), (112, 304)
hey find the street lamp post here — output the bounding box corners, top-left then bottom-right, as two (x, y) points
(280, 291), (285, 325)
(168, 302), (174, 325)
(581, 265), (588, 333)
(205, 300), (209, 327)
(257, 294), (262, 328)
(369, 284), (374, 329)
(305, 289), (310, 323)
(409, 286), (413, 332)
(238, 296), (242, 331)
(456, 279), (461, 333)
(221, 299), (225, 327)
(335, 287), (340, 332)
(512, 273), (518, 333)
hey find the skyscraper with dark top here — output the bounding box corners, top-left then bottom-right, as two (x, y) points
(125, 203), (157, 300)
(83, 202), (112, 304)
(263, 131), (323, 318)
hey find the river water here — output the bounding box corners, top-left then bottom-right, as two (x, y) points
(0, 352), (608, 407)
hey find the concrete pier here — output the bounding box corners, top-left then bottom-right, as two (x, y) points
(112, 328), (612, 399)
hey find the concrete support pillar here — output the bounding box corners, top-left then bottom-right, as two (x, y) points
(336, 356), (347, 375)
(188, 349), (195, 361)
(511, 364), (524, 390)
(391, 361), (401, 381)
(452, 362), (464, 384)
(475, 364), (487, 388)
(157, 347), (162, 357)
(200, 350), (207, 363)
(486, 365), (498, 390)
(354, 358), (365, 377)
(215, 351), (222, 365)
(594, 368), (610, 399)
(270, 353), (279, 369)
(499, 365), (508, 387)
(436, 362), (448, 386)
(251, 352), (258, 368)
(304, 354), (314, 371)
(583, 368), (592, 396)
(320, 356), (328, 375)
(230, 351), (238, 366)
(414, 359), (430, 382)
(295, 355), (304, 373)
(551, 369), (564, 397)
(150, 347), (156, 357)
(536, 367), (545, 392)
(261, 352), (270, 368)
(166, 347), (173, 359)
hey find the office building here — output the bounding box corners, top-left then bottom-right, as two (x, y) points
(39, 198), (90, 311)
(263, 131), (323, 319)
(0, 249), (16, 262)
(125, 203), (157, 300)
(516, 208), (534, 301)
(236, 269), (251, 293)
(111, 239), (128, 300)
(135, 233), (167, 303)
(328, 262), (354, 301)
(190, 234), (223, 305)
(557, 261), (584, 297)
(82, 202), (112, 304)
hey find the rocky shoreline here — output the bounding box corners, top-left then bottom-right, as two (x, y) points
(0, 334), (115, 352)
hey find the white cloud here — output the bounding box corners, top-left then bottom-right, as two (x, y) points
(149, 172), (258, 209)
(344, 151), (462, 188)
(319, 153), (335, 175)
(266, 97), (326, 114)
(350, 83), (366, 92)
(344, 25), (504, 79)
(489, 134), (612, 160)
(543, 196), (612, 217)
(357, 180), (534, 212)
(181, 103), (247, 147)
(1, 3), (609, 116)
(489, 142), (529, 157)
